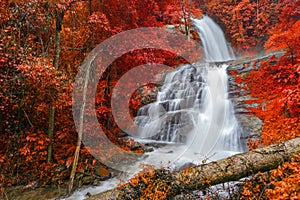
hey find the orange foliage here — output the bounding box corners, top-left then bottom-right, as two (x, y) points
(0, 0), (299, 198)
(265, 19), (300, 64)
(241, 154), (300, 199)
(245, 57), (300, 146)
(201, 0), (284, 53)
(265, 154), (300, 199)
(241, 7), (300, 197)
(119, 166), (174, 199)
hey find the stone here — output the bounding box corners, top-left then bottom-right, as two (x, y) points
(95, 166), (111, 180)
(144, 147), (154, 152)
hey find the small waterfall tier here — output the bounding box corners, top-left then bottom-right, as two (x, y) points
(192, 15), (236, 62)
(135, 63), (206, 143)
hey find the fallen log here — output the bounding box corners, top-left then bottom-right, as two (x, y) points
(87, 137), (300, 200)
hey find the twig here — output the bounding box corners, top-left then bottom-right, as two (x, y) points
(23, 110), (34, 127)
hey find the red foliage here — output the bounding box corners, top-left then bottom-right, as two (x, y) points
(241, 8), (300, 197)
(203, 0), (285, 53)
(245, 57), (300, 146)
(0, 0), (299, 198)
(265, 154), (300, 199)
(1, 0), (200, 190)
(265, 17), (300, 64)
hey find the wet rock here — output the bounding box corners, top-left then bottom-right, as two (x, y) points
(131, 85), (160, 117)
(182, 162), (197, 169)
(144, 142), (168, 149)
(175, 162), (197, 171)
(144, 147), (154, 152)
(140, 86), (159, 105)
(85, 192), (92, 198)
(238, 115), (263, 140)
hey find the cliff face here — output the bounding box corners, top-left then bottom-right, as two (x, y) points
(227, 51), (284, 148)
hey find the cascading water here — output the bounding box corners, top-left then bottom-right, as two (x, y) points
(135, 15), (243, 160)
(192, 15), (236, 62)
(66, 15), (244, 200)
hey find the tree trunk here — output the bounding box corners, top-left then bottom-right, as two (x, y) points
(87, 137), (300, 200)
(47, 12), (62, 163)
(182, 0), (190, 40)
(67, 38), (92, 195)
(53, 29), (61, 71)
(47, 106), (55, 162)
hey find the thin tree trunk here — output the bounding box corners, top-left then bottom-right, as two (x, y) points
(182, 0), (190, 40)
(53, 30), (61, 70)
(67, 3), (95, 193)
(47, 13), (62, 163)
(67, 45), (95, 195)
(89, 0), (92, 15)
(87, 137), (300, 200)
(47, 106), (55, 162)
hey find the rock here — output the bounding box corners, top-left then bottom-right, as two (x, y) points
(226, 54), (276, 147)
(144, 142), (168, 149)
(130, 141), (144, 151)
(119, 138), (144, 152)
(95, 166), (111, 180)
(144, 147), (154, 152)
(175, 162), (196, 171)
(86, 192), (92, 198)
(238, 115), (263, 140)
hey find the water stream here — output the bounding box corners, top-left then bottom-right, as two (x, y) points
(66, 15), (243, 199)
(192, 15), (236, 62)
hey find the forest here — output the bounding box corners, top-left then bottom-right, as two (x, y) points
(0, 0), (299, 199)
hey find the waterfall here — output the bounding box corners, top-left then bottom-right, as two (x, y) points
(65, 15), (244, 200)
(192, 15), (235, 62)
(135, 16), (243, 161)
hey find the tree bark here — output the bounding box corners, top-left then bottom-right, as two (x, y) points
(87, 137), (300, 200)
(47, 106), (55, 162)
(67, 62), (90, 194)
(67, 36), (94, 195)
(47, 13), (62, 163)
(182, 0), (190, 40)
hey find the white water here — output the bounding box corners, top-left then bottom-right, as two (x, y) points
(136, 63), (243, 160)
(192, 15), (235, 62)
(65, 16), (243, 199)
(135, 15), (242, 158)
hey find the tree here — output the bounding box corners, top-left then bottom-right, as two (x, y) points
(265, 1), (300, 64)
(204, 0), (284, 53)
